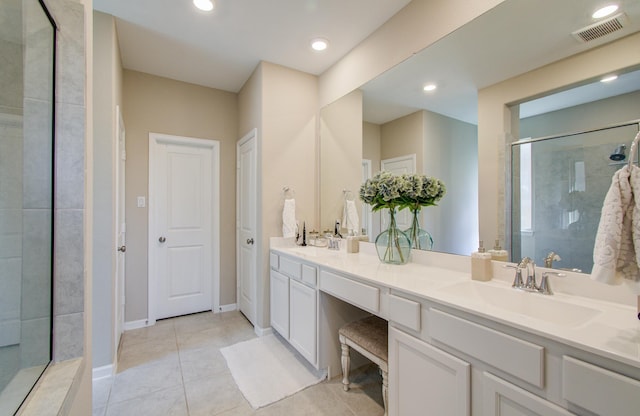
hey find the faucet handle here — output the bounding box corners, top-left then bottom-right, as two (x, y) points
(504, 264), (524, 288)
(538, 271), (566, 295)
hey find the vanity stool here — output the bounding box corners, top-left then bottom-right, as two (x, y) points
(339, 315), (388, 416)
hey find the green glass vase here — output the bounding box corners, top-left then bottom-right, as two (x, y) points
(375, 208), (411, 264)
(404, 208), (434, 250)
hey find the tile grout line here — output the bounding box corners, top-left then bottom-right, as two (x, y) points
(174, 320), (192, 416)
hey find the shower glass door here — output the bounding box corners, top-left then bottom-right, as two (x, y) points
(0, 0), (55, 414)
(511, 122), (640, 273)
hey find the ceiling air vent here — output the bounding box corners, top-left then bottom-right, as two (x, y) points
(572, 13), (628, 42)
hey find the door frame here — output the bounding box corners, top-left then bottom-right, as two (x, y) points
(148, 132), (220, 325)
(236, 128), (263, 332)
(114, 105), (126, 357)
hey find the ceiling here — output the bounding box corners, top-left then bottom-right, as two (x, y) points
(360, 0), (640, 125)
(93, 0), (640, 124)
(93, 0), (412, 92)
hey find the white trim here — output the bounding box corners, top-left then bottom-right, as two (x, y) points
(216, 303), (238, 313)
(254, 325), (273, 337)
(92, 364), (114, 381)
(148, 132), (221, 323)
(236, 128), (260, 326)
(124, 319), (150, 331)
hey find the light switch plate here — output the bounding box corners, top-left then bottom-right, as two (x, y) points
(137, 196), (146, 208)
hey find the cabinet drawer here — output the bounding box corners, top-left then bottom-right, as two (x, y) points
(270, 252), (279, 270)
(429, 308), (544, 388)
(280, 256), (301, 279)
(483, 372), (574, 416)
(319, 270), (379, 313)
(389, 294), (420, 331)
(562, 356), (640, 416)
(301, 264), (317, 287)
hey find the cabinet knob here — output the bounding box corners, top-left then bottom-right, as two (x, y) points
(118, 245), (126, 253)
(159, 236), (166, 243)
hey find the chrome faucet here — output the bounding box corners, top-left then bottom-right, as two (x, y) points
(505, 257), (529, 288)
(544, 252), (561, 268)
(538, 271), (566, 295)
(506, 256), (566, 295)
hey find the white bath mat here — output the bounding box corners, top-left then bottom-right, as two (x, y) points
(220, 334), (326, 409)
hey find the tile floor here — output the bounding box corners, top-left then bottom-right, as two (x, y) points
(93, 311), (384, 415)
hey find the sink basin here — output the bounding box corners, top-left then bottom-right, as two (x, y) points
(436, 281), (601, 328)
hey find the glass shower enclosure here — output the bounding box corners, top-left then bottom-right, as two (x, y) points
(0, 0), (55, 414)
(511, 121), (640, 274)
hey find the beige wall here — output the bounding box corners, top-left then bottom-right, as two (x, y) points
(320, 89), (363, 232)
(478, 32), (640, 248)
(122, 70), (238, 321)
(520, 90), (640, 140)
(422, 110), (478, 254)
(91, 10), (122, 370)
(363, 121), (381, 173)
(318, 0), (505, 107)
(260, 62), (318, 329)
(239, 62), (318, 330)
(381, 110), (424, 170)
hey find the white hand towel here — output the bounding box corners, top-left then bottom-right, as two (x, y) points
(592, 165), (640, 294)
(282, 198), (297, 238)
(342, 200), (360, 236)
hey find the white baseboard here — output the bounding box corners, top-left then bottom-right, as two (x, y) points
(123, 319), (150, 331)
(254, 325), (273, 337)
(216, 303), (237, 313)
(92, 364), (114, 381)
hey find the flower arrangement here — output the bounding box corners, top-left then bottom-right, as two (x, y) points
(359, 171), (446, 212)
(360, 171), (446, 261)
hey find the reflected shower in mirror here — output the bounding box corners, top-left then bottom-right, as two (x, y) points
(511, 68), (640, 269)
(511, 121), (640, 273)
(0, 0), (55, 413)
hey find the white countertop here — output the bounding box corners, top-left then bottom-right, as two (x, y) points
(271, 239), (640, 371)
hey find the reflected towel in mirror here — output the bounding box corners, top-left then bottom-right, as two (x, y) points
(343, 200), (360, 236)
(282, 198), (297, 238)
(592, 165), (640, 294)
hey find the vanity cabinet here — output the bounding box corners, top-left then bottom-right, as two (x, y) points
(387, 293), (640, 416)
(388, 326), (470, 416)
(269, 251), (319, 367)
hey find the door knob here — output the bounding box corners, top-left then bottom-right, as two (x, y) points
(159, 236), (166, 243)
(246, 238), (254, 245)
(118, 245), (126, 252)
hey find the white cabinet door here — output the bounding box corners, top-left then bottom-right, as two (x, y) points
(270, 270), (289, 338)
(483, 372), (575, 416)
(389, 326), (470, 416)
(289, 279), (317, 365)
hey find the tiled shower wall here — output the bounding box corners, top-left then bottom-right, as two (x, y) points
(48, 0), (86, 363)
(0, 0), (85, 383)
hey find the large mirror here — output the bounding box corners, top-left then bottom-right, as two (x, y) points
(319, 0), (640, 260)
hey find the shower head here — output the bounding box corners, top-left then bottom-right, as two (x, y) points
(610, 144), (627, 161)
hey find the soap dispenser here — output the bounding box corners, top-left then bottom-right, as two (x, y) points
(488, 239), (509, 262)
(471, 240), (493, 281)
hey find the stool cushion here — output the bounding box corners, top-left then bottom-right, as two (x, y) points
(339, 315), (388, 362)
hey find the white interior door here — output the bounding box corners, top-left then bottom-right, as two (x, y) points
(237, 129), (258, 325)
(149, 133), (219, 321)
(381, 154), (416, 230)
(115, 106), (126, 352)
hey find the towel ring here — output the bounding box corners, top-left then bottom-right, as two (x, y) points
(343, 189), (355, 201)
(283, 186), (295, 199)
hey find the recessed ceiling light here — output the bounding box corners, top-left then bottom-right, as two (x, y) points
(423, 83), (437, 92)
(600, 74), (618, 83)
(592, 4), (619, 19)
(193, 0), (214, 12)
(311, 38), (329, 52)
